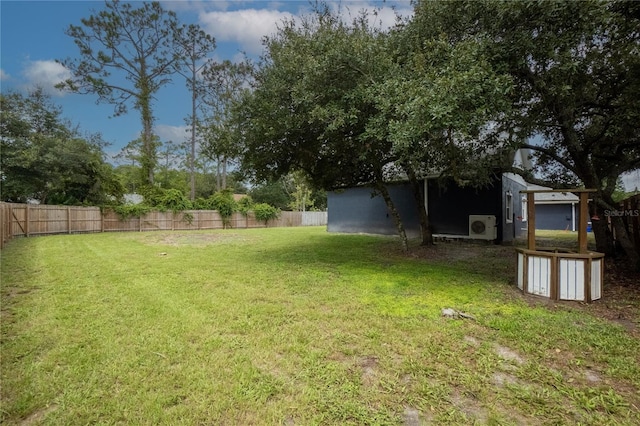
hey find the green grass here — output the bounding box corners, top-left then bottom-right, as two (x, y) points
(1, 227), (639, 425)
(518, 229), (598, 251)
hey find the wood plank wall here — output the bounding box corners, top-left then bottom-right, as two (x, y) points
(0, 203), (327, 248)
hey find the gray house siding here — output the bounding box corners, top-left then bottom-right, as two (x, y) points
(502, 175), (528, 242)
(327, 174), (528, 243)
(535, 204), (577, 231)
(327, 183), (421, 237)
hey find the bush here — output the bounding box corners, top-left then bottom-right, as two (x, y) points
(253, 203), (280, 225)
(157, 189), (192, 212)
(192, 197), (211, 210)
(237, 195), (254, 216)
(209, 190), (237, 228)
(111, 203), (152, 219)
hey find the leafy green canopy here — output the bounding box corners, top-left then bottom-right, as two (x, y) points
(0, 89), (123, 205)
(413, 0), (640, 262)
(239, 12), (395, 190)
(237, 6), (513, 248)
(381, 25), (513, 184)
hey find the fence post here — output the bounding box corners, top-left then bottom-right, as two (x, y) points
(25, 204), (30, 237)
(9, 204), (13, 243)
(0, 204), (5, 249)
(68, 206), (72, 234)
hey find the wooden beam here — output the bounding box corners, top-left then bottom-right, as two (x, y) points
(584, 258), (592, 303)
(578, 192), (589, 253)
(520, 189), (598, 194)
(527, 192), (536, 250)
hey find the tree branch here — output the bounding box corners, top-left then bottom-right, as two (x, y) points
(521, 143), (577, 175)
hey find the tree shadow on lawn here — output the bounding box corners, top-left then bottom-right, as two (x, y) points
(248, 231), (640, 332)
(248, 232), (518, 310)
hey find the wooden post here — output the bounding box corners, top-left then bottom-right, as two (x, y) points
(68, 207), (72, 234)
(0, 204), (5, 250)
(527, 192), (536, 250)
(522, 253), (528, 294)
(25, 204), (30, 237)
(578, 192), (589, 253)
(584, 258), (592, 303)
(550, 254), (558, 301)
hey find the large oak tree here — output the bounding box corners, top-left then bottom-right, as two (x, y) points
(238, 11), (413, 248)
(413, 0), (640, 266)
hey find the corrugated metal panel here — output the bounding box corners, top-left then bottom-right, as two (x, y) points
(591, 259), (602, 300)
(559, 259), (585, 301)
(517, 252), (524, 290)
(528, 255), (551, 297)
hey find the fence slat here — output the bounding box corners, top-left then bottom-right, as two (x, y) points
(0, 202), (327, 249)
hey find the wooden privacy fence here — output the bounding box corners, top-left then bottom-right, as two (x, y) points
(0, 202), (327, 249)
(619, 194), (640, 255)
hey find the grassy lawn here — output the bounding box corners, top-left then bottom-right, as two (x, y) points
(519, 229), (598, 251)
(1, 227), (639, 425)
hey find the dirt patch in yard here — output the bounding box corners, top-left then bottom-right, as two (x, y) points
(138, 232), (256, 247)
(20, 404), (57, 426)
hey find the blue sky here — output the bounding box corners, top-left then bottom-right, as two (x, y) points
(2, 1), (638, 191)
(1, 0), (412, 161)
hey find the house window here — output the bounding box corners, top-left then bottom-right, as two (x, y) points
(521, 196), (527, 222)
(505, 191), (513, 223)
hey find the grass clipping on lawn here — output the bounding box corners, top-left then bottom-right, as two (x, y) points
(1, 227), (639, 425)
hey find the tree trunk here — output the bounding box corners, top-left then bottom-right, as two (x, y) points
(611, 215), (640, 271)
(189, 63), (197, 201)
(139, 71), (155, 186)
(591, 216), (614, 255)
(222, 156), (227, 190)
(404, 165), (433, 246)
(216, 157), (221, 191)
(592, 191), (640, 270)
(374, 181), (409, 252)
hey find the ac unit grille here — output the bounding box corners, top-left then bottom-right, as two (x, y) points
(469, 215), (497, 240)
(470, 220), (486, 234)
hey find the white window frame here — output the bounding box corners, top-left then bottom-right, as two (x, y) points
(505, 191), (513, 223)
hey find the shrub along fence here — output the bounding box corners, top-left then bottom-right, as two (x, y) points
(0, 202), (327, 249)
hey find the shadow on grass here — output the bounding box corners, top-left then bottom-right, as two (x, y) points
(247, 231), (519, 293)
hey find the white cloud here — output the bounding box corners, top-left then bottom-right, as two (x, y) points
(197, 2), (412, 55)
(329, 1), (413, 30)
(0, 69), (10, 81)
(155, 124), (189, 144)
(23, 60), (71, 97)
(199, 8), (295, 55)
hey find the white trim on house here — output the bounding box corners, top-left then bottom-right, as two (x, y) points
(527, 184), (579, 204)
(423, 178), (429, 215)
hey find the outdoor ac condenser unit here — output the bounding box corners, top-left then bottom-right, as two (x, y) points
(468, 215), (497, 240)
